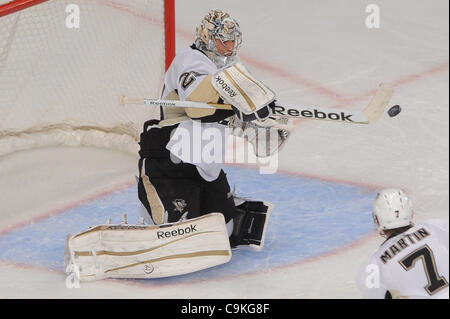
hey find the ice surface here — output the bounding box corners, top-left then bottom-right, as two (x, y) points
(0, 0), (448, 299)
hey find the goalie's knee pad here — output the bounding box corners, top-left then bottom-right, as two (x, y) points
(229, 200), (273, 249)
(137, 119), (237, 225)
(138, 173), (202, 224)
(138, 157), (236, 225)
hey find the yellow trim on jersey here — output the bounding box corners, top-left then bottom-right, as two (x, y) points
(223, 70), (256, 111)
(186, 75), (220, 118)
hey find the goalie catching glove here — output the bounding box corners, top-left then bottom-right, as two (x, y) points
(212, 62), (275, 121)
(228, 115), (294, 157)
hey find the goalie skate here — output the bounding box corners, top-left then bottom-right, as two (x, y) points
(229, 199), (274, 250)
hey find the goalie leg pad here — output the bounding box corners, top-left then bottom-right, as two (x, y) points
(229, 200), (274, 250)
(65, 213), (232, 281)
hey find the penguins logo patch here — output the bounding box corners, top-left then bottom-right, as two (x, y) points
(172, 199), (187, 214)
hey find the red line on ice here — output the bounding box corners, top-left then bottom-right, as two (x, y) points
(0, 1), (445, 291)
(0, 180), (136, 236)
(334, 61), (449, 108)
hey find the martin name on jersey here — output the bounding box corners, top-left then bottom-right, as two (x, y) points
(356, 219), (449, 299)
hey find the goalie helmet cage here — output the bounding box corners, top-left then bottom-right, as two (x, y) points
(0, 0), (175, 156)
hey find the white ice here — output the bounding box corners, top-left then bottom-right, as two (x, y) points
(0, 0), (448, 298)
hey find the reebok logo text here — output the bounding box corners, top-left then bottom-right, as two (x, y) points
(157, 224), (198, 239)
(270, 104), (354, 122)
(215, 75), (237, 98)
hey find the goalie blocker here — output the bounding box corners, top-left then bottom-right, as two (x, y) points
(212, 62), (275, 122)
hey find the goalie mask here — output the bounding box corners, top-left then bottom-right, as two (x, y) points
(195, 9), (242, 68)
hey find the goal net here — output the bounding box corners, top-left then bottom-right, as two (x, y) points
(0, 0), (175, 156)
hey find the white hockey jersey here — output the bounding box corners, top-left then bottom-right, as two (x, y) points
(161, 45), (239, 181)
(356, 219), (449, 299)
(161, 45), (221, 104)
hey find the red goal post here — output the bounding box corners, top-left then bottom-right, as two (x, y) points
(0, 0), (175, 68)
(0, 0), (176, 156)
(0, 0), (50, 16)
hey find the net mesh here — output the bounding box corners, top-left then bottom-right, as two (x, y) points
(0, 0), (167, 156)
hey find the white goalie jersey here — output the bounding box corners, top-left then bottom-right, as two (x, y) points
(160, 45), (239, 181)
(356, 219), (449, 299)
(161, 45), (232, 106)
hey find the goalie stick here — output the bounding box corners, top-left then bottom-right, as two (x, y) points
(119, 83), (394, 125)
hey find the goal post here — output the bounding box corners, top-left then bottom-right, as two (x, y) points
(164, 0), (175, 71)
(0, 0), (50, 17)
(0, 0), (175, 156)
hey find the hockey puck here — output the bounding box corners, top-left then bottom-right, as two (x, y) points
(388, 105), (401, 117)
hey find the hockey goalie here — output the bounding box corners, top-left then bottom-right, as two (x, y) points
(65, 9), (292, 281)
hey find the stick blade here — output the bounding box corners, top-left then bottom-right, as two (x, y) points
(363, 83), (394, 123)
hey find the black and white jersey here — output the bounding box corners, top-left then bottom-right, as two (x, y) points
(162, 45), (216, 103)
(356, 219), (449, 299)
(161, 45), (238, 181)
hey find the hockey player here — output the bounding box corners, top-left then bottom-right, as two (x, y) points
(63, 10), (294, 281)
(356, 189), (449, 299)
(137, 9), (291, 249)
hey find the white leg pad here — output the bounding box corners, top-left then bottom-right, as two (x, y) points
(65, 213), (231, 281)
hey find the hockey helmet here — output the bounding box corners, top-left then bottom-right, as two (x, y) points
(372, 188), (414, 233)
(195, 9), (242, 67)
